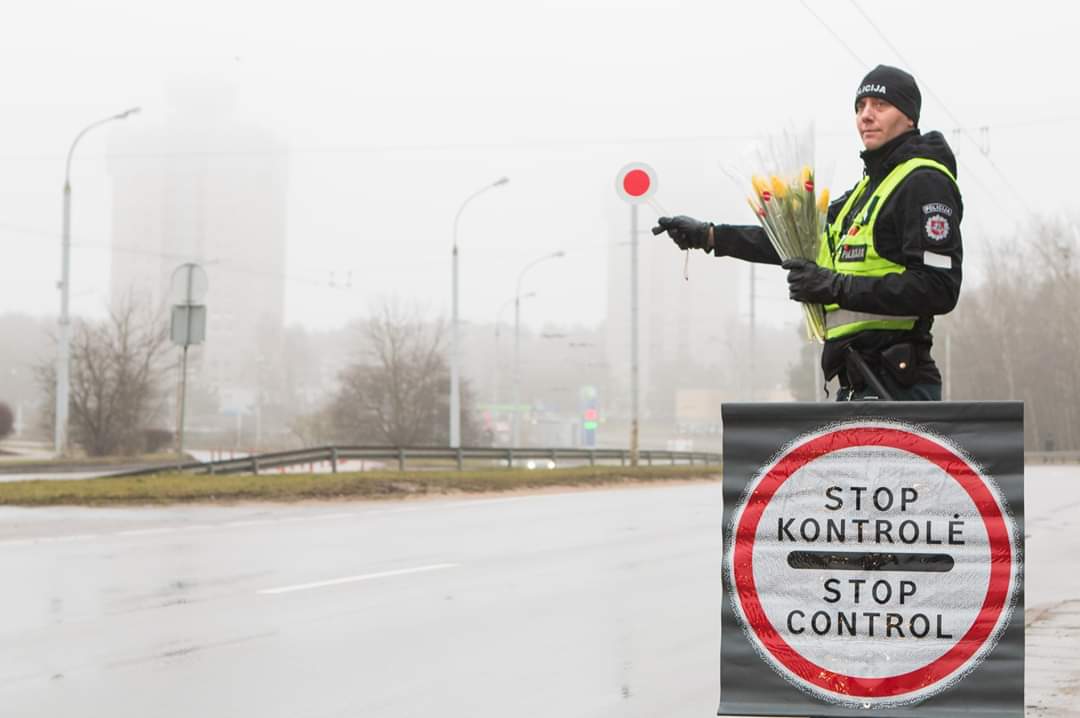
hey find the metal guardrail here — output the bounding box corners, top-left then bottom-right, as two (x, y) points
(1025, 451), (1080, 464)
(107, 446), (724, 478)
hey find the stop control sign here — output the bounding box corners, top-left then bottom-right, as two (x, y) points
(614, 162), (657, 204)
(726, 420), (1020, 709)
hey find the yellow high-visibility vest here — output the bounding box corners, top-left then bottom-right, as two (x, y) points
(816, 157), (957, 340)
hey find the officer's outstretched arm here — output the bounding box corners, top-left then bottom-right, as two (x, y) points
(654, 216), (781, 265)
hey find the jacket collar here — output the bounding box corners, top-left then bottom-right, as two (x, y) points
(860, 129), (920, 182)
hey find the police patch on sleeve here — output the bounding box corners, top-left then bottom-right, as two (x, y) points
(922, 202), (954, 217)
(925, 214), (950, 243)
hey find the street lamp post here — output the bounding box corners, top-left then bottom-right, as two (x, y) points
(512, 251), (565, 448)
(55, 107), (140, 456)
(450, 176), (508, 448)
(493, 292), (534, 407)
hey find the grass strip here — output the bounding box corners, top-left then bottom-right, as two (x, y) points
(0, 464), (722, 507)
(0, 452), (187, 473)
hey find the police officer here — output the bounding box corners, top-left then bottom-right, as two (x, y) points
(654, 65), (962, 401)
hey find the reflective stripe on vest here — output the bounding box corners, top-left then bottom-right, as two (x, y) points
(825, 309), (919, 333)
(816, 157), (957, 341)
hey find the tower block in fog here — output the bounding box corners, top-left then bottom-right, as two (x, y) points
(604, 197), (741, 441)
(107, 82), (288, 422)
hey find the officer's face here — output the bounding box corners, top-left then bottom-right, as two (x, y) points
(855, 97), (914, 150)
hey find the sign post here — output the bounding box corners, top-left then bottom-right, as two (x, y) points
(169, 263), (208, 460)
(615, 162), (658, 467)
(719, 402), (1024, 717)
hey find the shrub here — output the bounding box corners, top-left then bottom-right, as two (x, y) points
(0, 402), (13, 440)
(143, 428), (174, 454)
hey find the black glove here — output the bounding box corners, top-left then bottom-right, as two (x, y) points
(652, 216), (713, 251)
(782, 258), (848, 304)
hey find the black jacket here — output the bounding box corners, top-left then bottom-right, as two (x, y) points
(712, 130), (963, 385)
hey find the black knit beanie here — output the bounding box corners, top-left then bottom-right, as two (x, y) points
(855, 65), (921, 127)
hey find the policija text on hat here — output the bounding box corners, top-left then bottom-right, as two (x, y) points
(654, 65), (962, 401)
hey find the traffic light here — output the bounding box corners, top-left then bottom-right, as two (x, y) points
(580, 386), (598, 447)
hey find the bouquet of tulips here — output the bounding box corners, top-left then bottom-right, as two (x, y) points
(747, 167), (830, 341)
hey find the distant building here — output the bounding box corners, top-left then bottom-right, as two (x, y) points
(605, 200), (743, 423)
(107, 83), (288, 423)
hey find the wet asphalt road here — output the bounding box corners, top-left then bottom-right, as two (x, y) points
(0, 469), (1077, 718)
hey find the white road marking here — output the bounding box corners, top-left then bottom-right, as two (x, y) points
(361, 496), (538, 517)
(50, 533), (103, 542)
(257, 563), (460, 595)
(115, 527), (178, 537)
(443, 496), (536, 509)
(0, 533), (102, 547)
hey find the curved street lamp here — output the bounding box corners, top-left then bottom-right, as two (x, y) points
(492, 291), (535, 422)
(55, 107), (141, 456)
(449, 176), (508, 448)
(512, 250), (566, 447)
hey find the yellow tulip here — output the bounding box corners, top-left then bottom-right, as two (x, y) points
(816, 188), (830, 213)
(751, 175), (769, 197)
(769, 175), (788, 199)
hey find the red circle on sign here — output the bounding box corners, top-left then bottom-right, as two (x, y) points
(731, 426), (1015, 700)
(623, 169), (651, 197)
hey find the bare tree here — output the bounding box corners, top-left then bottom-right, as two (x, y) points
(288, 406), (337, 447)
(38, 299), (172, 456)
(329, 301), (481, 446)
(946, 218), (1080, 450)
(0, 401), (13, 441)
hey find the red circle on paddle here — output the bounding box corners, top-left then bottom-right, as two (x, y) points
(614, 162), (657, 204)
(623, 169), (651, 197)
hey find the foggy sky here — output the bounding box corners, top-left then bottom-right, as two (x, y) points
(1, 0), (1076, 332)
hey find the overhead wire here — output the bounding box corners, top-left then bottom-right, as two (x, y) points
(0, 220), (605, 301)
(798, 0), (1021, 219)
(847, 0), (1034, 215)
(0, 114), (1067, 165)
(798, 0), (867, 67)
(0, 120), (913, 164)
(0, 222), (356, 291)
